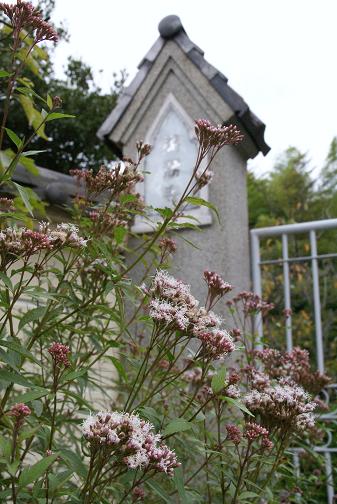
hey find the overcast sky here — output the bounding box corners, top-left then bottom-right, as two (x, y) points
(51, 0), (337, 177)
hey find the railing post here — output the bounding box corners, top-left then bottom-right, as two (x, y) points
(310, 230), (325, 373)
(282, 234), (293, 351)
(251, 231), (263, 348)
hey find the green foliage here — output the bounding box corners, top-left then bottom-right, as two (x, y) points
(0, 2), (333, 503)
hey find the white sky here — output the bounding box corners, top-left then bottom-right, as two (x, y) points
(51, 0), (337, 177)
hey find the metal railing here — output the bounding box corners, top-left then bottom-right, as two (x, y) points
(251, 218), (337, 503)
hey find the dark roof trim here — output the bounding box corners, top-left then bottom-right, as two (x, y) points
(97, 15), (270, 157)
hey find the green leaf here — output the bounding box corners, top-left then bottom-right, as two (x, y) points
(223, 397), (254, 417)
(146, 481), (171, 503)
(18, 95), (48, 140)
(155, 207), (174, 220)
(163, 419), (193, 436)
(173, 466), (187, 501)
(108, 356), (127, 382)
(46, 112), (75, 122)
(0, 272), (13, 291)
(21, 150), (46, 157)
(114, 226), (127, 245)
(239, 491), (260, 499)
(0, 340), (40, 365)
(18, 454), (58, 487)
(18, 306), (46, 331)
(0, 71), (10, 78)
(12, 182), (33, 216)
(61, 369), (87, 384)
(211, 367), (227, 394)
(5, 129), (22, 149)
(12, 388), (49, 404)
(61, 450), (86, 478)
(185, 196), (220, 223)
(46, 94), (53, 110)
(0, 369), (33, 388)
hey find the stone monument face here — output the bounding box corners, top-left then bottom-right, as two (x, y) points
(145, 96), (195, 210)
(133, 94), (210, 232)
(97, 15), (269, 299)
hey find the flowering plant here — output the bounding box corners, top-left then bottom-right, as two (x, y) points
(0, 2), (332, 503)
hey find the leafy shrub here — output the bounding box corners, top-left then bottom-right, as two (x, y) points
(0, 2), (333, 503)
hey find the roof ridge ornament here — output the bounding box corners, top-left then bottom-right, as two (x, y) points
(158, 15), (185, 40)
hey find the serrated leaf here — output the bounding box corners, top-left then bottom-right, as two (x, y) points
(146, 481), (171, 503)
(12, 182), (33, 216)
(223, 397), (254, 417)
(61, 369), (87, 384)
(239, 491), (260, 499)
(185, 196), (219, 222)
(163, 419), (193, 436)
(12, 388), (49, 404)
(109, 356), (127, 382)
(61, 450), (86, 478)
(155, 207), (174, 219)
(0, 71), (10, 78)
(114, 226), (127, 245)
(0, 340), (40, 365)
(211, 367), (227, 394)
(18, 454), (58, 487)
(173, 466), (187, 501)
(0, 272), (13, 291)
(0, 370), (33, 388)
(18, 95), (48, 140)
(46, 112), (75, 122)
(18, 306), (46, 330)
(5, 129), (22, 149)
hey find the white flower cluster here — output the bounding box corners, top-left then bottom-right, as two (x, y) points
(147, 271), (236, 360)
(244, 382), (317, 432)
(40, 222), (87, 248)
(82, 411), (179, 475)
(0, 223), (86, 261)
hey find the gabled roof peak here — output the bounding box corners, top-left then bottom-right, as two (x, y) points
(97, 16), (270, 157)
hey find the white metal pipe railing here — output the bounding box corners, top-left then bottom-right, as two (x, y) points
(251, 218), (337, 237)
(250, 218), (337, 504)
(282, 233), (293, 351)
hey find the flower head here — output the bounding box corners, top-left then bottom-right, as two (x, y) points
(0, 0), (58, 43)
(10, 403), (31, 419)
(82, 411), (179, 476)
(226, 424), (241, 445)
(48, 342), (71, 367)
(198, 329), (235, 360)
(244, 382), (317, 432)
(195, 120), (244, 154)
(244, 422), (269, 441)
(159, 237), (177, 256)
(204, 270), (232, 308)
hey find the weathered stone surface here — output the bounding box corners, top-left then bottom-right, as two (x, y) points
(98, 16), (270, 303)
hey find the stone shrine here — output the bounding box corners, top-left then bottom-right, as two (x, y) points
(98, 15), (269, 301)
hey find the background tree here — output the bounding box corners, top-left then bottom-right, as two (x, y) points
(0, 0), (123, 174)
(248, 139), (337, 377)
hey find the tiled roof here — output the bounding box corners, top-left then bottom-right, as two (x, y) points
(97, 15), (270, 156)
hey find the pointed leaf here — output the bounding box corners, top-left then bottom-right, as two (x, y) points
(46, 113), (75, 122)
(211, 367), (227, 394)
(5, 129), (22, 149)
(163, 419), (193, 436)
(12, 388), (49, 404)
(185, 196), (219, 222)
(12, 182), (33, 216)
(18, 454), (58, 487)
(18, 306), (46, 330)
